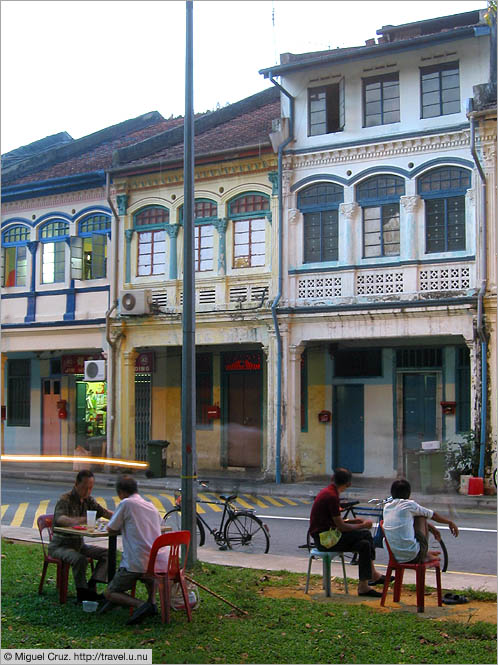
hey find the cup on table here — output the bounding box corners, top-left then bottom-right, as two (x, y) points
(86, 510), (97, 532)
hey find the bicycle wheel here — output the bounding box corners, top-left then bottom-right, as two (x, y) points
(428, 531), (448, 573)
(494, 468), (497, 488)
(163, 508), (206, 548)
(224, 513), (270, 554)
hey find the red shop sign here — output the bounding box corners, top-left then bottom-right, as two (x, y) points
(135, 352), (154, 373)
(62, 354), (101, 374)
(224, 352), (261, 371)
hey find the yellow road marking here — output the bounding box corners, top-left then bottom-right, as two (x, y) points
(230, 495), (253, 509)
(95, 497), (107, 510)
(11, 502), (28, 527)
(278, 496), (299, 506)
(32, 500), (50, 528)
(159, 493), (177, 507)
(261, 495), (285, 507)
(1, 505), (9, 519)
(198, 493), (221, 512)
(243, 494), (269, 508)
(112, 496), (121, 507)
(145, 494), (168, 514)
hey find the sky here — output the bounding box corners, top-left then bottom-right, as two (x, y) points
(1, 0), (486, 154)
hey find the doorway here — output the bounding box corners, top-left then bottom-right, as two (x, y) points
(333, 384), (364, 472)
(42, 378), (61, 454)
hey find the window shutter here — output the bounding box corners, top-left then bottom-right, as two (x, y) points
(92, 233), (106, 279)
(70, 236), (83, 280)
(339, 78), (345, 130)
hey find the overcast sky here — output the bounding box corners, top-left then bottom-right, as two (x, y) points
(1, 0), (486, 154)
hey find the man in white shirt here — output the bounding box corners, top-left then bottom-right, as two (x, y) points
(383, 479), (459, 563)
(99, 475), (168, 625)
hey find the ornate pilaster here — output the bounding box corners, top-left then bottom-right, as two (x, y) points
(124, 229), (134, 283)
(268, 171), (279, 197)
(117, 194), (128, 216)
(339, 202), (359, 265)
(213, 218), (228, 275)
(400, 195), (421, 261)
(121, 349), (139, 460)
(165, 224), (180, 279)
(24, 241), (39, 322)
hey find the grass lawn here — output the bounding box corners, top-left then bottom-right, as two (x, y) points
(1, 539), (496, 664)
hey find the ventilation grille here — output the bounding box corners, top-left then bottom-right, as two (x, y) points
(251, 285), (268, 302)
(151, 291), (168, 307)
(298, 276), (342, 299)
(356, 272), (403, 295)
(419, 266), (470, 292)
(229, 286), (248, 303)
(198, 289), (216, 304)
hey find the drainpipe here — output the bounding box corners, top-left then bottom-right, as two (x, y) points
(105, 172), (121, 459)
(469, 108), (488, 478)
(268, 75), (294, 483)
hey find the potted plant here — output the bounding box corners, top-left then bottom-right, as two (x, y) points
(441, 431), (480, 492)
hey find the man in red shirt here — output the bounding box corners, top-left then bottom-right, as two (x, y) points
(309, 468), (386, 597)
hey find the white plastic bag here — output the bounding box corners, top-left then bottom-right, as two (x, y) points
(170, 581), (200, 610)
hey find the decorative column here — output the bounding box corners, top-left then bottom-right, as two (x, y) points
(268, 171), (279, 197)
(120, 349), (138, 460)
(400, 195), (420, 261)
(339, 203), (359, 265)
(213, 218), (228, 275)
(288, 342), (305, 481)
(25, 241), (38, 323)
(124, 229), (134, 283)
(166, 224), (180, 279)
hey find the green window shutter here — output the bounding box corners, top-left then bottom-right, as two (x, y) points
(92, 233), (106, 279)
(339, 77), (345, 130)
(70, 236), (83, 280)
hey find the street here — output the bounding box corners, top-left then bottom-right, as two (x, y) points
(1, 477), (496, 577)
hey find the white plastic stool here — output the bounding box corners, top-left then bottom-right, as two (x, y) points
(305, 548), (349, 596)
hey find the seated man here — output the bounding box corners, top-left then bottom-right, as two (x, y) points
(100, 475), (168, 626)
(49, 469), (113, 602)
(309, 467), (386, 597)
(383, 478), (459, 563)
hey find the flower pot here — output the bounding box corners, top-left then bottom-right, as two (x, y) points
(459, 474), (471, 494)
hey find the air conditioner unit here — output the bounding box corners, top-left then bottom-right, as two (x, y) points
(119, 290), (151, 315)
(84, 360), (106, 382)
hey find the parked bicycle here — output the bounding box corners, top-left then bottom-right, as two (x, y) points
(305, 496), (448, 571)
(163, 481), (270, 554)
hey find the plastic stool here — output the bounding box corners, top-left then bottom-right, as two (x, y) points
(305, 549), (349, 596)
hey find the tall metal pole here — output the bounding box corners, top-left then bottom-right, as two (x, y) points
(182, 0), (196, 567)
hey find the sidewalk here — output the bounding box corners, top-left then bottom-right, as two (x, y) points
(2, 525), (496, 593)
(2, 462), (496, 512)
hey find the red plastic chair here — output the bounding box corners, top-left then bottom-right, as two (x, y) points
(145, 530), (192, 624)
(380, 521), (442, 613)
(37, 514), (70, 604)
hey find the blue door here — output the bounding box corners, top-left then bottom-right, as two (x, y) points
(402, 373), (437, 450)
(333, 384), (364, 472)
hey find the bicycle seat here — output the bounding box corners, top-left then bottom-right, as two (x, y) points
(220, 494), (237, 502)
(340, 500), (360, 510)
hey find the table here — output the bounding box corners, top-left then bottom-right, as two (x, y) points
(53, 525), (172, 583)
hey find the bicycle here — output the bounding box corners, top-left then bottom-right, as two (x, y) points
(163, 481), (270, 554)
(305, 496), (448, 572)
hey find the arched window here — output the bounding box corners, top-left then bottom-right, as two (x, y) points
(40, 220), (69, 284)
(72, 213), (111, 280)
(418, 167), (471, 253)
(180, 199), (217, 272)
(297, 183), (344, 263)
(356, 175), (405, 258)
(133, 206), (169, 276)
(2, 224), (29, 287)
(228, 193), (270, 268)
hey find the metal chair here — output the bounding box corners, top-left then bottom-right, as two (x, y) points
(380, 521), (442, 613)
(37, 514), (70, 604)
(305, 548), (349, 596)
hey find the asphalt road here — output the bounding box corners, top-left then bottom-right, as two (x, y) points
(2, 477), (496, 577)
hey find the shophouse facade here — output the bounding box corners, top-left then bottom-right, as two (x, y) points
(260, 9), (497, 482)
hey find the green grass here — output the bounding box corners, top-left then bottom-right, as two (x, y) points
(1, 540), (496, 664)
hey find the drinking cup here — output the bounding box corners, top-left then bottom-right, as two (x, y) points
(86, 510), (97, 531)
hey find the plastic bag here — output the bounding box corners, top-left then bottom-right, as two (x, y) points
(319, 527), (342, 549)
(170, 581), (200, 610)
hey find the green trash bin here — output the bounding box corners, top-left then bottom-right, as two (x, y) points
(418, 450), (446, 494)
(146, 440), (170, 478)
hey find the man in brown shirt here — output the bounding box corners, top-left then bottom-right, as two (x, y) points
(49, 469), (113, 602)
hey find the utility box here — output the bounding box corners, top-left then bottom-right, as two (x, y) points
(418, 450), (446, 494)
(146, 440), (170, 478)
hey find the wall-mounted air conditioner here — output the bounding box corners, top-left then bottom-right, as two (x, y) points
(84, 360), (106, 382)
(119, 290), (151, 315)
